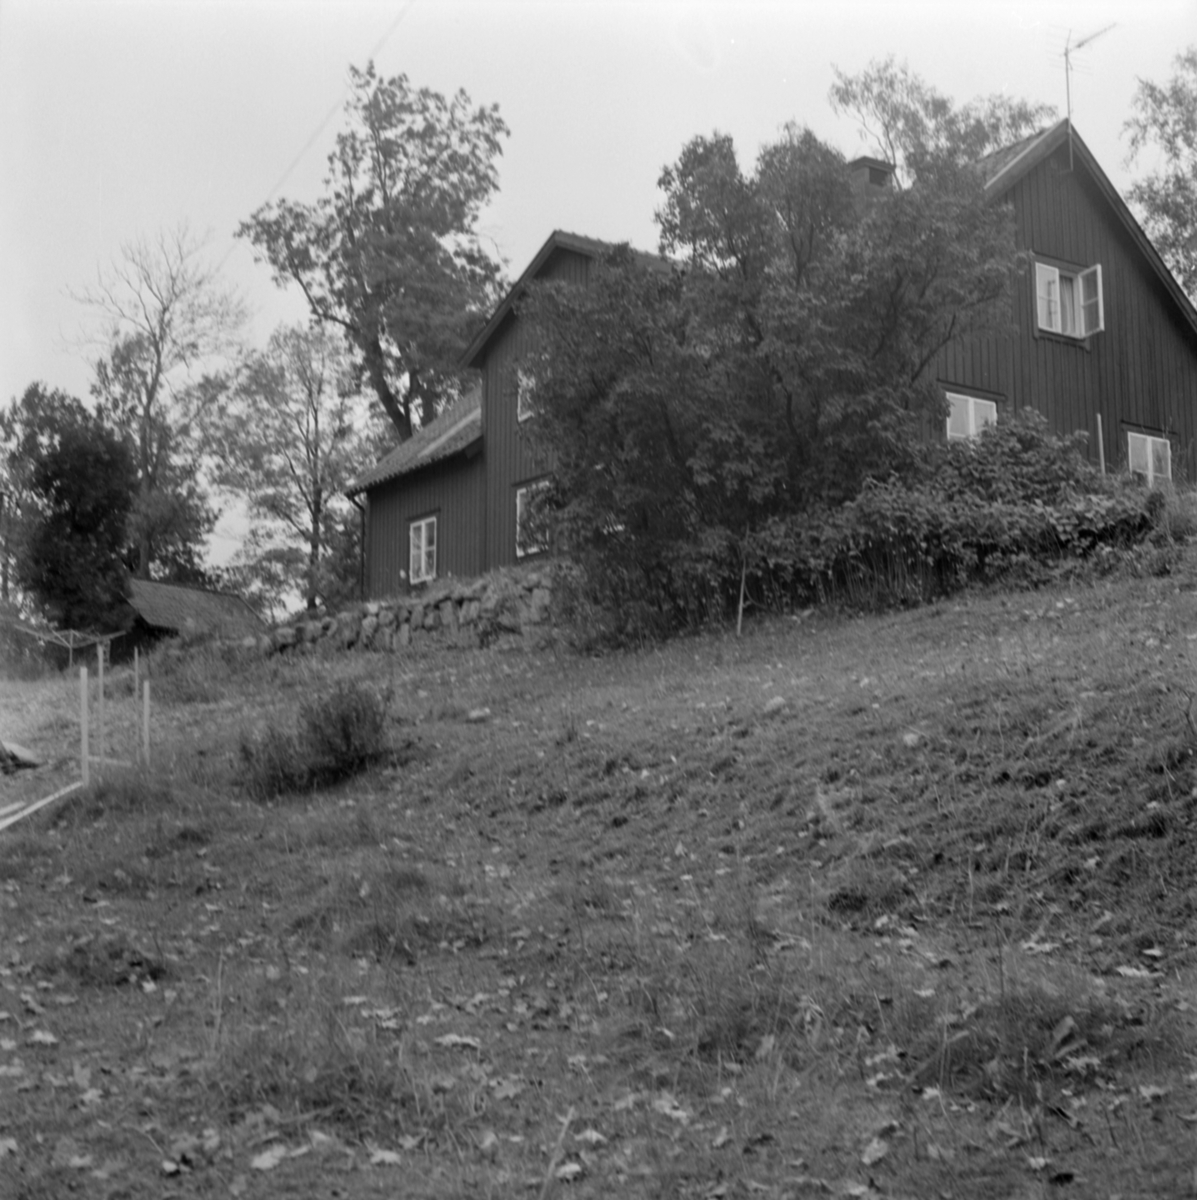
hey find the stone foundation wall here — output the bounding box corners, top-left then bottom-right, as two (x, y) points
(258, 567), (555, 655)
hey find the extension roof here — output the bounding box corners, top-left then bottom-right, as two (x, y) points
(345, 385), (482, 497)
(980, 118), (1197, 338)
(460, 229), (668, 370)
(127, 579), (266, 639)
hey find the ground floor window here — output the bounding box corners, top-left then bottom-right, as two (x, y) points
(409, 515), (437, 583)
(1127, 432), (1171, 486)
(515, 480), (551, 558)
(945, 392), (998, 442)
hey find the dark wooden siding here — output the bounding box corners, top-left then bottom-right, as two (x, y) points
(481, 247), (591, 568)
(363, 451), (486, 597)
(938, 143), (1197, 478)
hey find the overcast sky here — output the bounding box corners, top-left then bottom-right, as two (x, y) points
(1, 0), (1193, 559)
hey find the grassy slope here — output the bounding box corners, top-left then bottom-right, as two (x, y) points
(2, 560), (1197, 1199)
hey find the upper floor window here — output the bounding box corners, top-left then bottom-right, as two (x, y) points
(517, 368), (538, 422)
(1035, 261), (1104, 339)
(946, 392), (997, 442)
(1128, 431), (1171, 486)
(515, 480), (551, 558)
(409, 515), (437, 584)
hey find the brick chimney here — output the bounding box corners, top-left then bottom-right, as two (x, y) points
(846, 155), (894, 196)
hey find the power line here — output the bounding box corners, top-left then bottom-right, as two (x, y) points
(217, 0), (417, 273)
(261, 0), (418, 206)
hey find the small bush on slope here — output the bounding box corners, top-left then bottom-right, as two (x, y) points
(240, 682), (390, 800)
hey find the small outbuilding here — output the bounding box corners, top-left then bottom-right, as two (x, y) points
(126, 579), (266, 644)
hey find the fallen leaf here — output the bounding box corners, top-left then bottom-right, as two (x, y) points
(555, 1161), (583, 1181)
(492, 1076), (524, 1100)
(250, 1144), (289, 1171)
(651, 1093), (691, 1123)
(1115, 965), (1153, 979)
(575, 1128), (607, 1146)
(861, 1136), (889, 1166)
(711, 1126), (732, 1149)
(29, 1030), (58, 1046)
(1138, 1084), (1170, 1103)
(1027, 1155), (1049, 1171)
(434, 1033), (481, 1050)
(369, 1147), (404, 1165)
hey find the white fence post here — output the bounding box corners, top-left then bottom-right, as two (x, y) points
(142, 681), (151, 767)
(96, 642), (105, 768)
(80, 667), (89, 787)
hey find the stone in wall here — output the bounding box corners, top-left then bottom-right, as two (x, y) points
(337, 610), (362, 649)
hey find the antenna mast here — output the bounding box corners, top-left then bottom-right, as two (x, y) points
(1064, 23), (1116, 169)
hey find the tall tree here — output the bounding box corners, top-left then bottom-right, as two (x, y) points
(215, 324), (371, 613)
(0, 384), (92, 607)
(829, 56), (1055, 186)
(77, 224), (245, 580)
(238, 62), (509, 439)
(19, 409), (135, 631)
(1125, 47), (1197, 299)
(524, 70), (1029, 626)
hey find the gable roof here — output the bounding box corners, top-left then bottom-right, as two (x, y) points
(460, 229), (667, 370)
(128, 579), (266, 638)
(345, 386), (482, 497)
(981, 119), (1197, 339)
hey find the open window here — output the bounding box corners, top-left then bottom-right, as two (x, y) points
(1035, 262), (1104, 339)
(946, 392), (998, 442)
(515, 480), (551, 558)
(517, 368), (538, 423)
(409, 515), (437, 583)
(1127, 432), (1171, 487)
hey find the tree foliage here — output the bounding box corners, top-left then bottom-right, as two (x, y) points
(0, 384), (93, 607)
(18, 406), (136, 631)
(215, 324), (374, 613)
(238, 62), (509, 439)
(79, 224), (245, 581)
(829, 55), (1055, 186)
(523, 64), (1038, 633)
(1125, 47), (1197, 299)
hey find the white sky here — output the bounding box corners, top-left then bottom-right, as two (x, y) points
(2, 0), (1194, 562)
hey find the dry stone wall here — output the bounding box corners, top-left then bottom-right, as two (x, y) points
(258, 568), (556, 655)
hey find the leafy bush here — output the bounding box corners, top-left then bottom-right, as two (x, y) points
(240, 682), (389, 800)
(556, 409), (1165, 637)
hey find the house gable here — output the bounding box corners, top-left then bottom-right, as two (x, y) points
(462, 230), (665, 569)
(939, 122), (1197, 478)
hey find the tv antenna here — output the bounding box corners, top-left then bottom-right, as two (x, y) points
(1064, 23), (1116, 169)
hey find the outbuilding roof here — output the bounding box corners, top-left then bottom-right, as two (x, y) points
(128, 579), (266, 639)
(345, 386), (482, 497)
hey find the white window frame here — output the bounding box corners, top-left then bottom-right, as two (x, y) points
(945, 392), (998, 442)
(1035, 261), (1104, 339)
(409, 515), (437, 584)
(515, 480), (551, 558)
(1127, 432), (1171, 487)
(517, 368), (537, 423)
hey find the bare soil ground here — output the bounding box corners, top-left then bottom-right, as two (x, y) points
(2, 561), (1197, 1199)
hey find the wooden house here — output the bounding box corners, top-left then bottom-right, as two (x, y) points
(348, 232), (649, 597)
(933, 119), (1197, 480)
(350, 127), (1197, 598)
